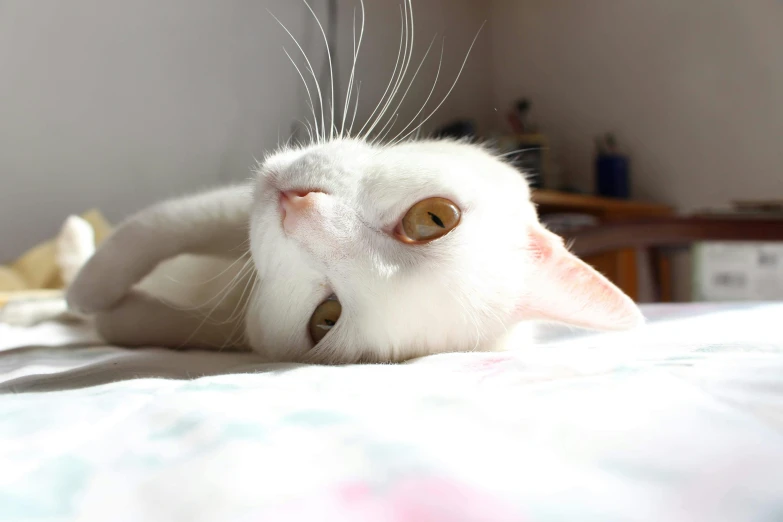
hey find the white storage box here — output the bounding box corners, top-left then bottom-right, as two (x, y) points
(693, 242), (783, 301)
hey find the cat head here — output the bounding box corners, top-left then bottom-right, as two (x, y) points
(248, 138), (642, 364)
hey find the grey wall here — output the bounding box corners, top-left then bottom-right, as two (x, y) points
(0, 0), (491, 260)
(489, 0), (783, 212)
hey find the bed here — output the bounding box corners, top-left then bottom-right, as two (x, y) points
(2, 301), (783, 522)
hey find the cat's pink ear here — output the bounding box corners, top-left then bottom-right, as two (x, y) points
(516, 227), (644, 330)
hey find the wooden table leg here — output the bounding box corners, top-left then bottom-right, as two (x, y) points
(649, 248), (673, 302)
(584, 249), (639, 301)
(615, 249), (639, 301)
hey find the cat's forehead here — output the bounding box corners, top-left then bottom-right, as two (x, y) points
(261, 139), (530, 214)
(263, 139), (370, 175)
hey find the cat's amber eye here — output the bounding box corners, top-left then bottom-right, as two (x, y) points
(399, 197), (461, 243)
(309, 296), (342, 344)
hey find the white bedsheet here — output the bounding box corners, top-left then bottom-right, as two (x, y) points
(2, 303), (783, 521)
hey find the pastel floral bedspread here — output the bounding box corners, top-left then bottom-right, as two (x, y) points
(2, 302), (783, 521)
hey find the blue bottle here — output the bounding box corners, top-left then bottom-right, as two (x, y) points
(595, 134), (630, 199)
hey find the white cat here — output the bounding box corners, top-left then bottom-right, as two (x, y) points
(66, 2), (643, 364)
(67, 138), (642, 364)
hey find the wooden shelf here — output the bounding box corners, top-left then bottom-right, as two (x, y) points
(532, 189), (673, 220)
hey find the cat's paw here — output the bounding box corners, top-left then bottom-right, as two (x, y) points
(65, 274), (117, 315)
(65, 249), (135, 314)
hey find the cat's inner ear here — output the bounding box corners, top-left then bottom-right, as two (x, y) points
(515, 226), (644, 330)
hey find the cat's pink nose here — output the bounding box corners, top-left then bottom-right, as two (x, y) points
(279, 190), (323, 232)
(279, 190), (319, 214)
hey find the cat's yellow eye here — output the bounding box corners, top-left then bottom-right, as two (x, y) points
(309, 296), (342, 344)
(399, 197), (461, 243)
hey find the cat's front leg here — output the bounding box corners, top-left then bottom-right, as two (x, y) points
(94, 289), (251, 350)
(67, 184), (253, 313)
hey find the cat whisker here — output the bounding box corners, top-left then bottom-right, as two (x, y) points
(296, 119), (314, 145)
(269, 9), (325, 142)
(498, 146), (549, 158)
(484, 304), (509, 340)
(302, 0), (336, 141)
(163, 251), (251, 289)
(178, 256), (254, 316)
(465, 304), (483, 351)
(348, 81), (362, 137)
(295, 111), (316, 145)
(381, 35), (437, 142)
(285, 126), (295, 148)
(363, 0), (415, 140)
(230, 236), (252, 255)
(220, 273), (259, 351)
(342, 6), (359, 137)
(393, 21), (486, 145)
(357, 5), (406, 139)
(394, 0), (417, 116)
(223, 267), (258, 325)
(329, 101), (339, 141)
(446, 284), (483, 352)
(374, 34), (436, 144)
(282, 47), (319, 142)
(389, 39), (444, 146)
(177, 257), (256, 348)
(377, 0), (415, 138)
(342, 1), (365, 138)
(374, 113), (399, 145)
